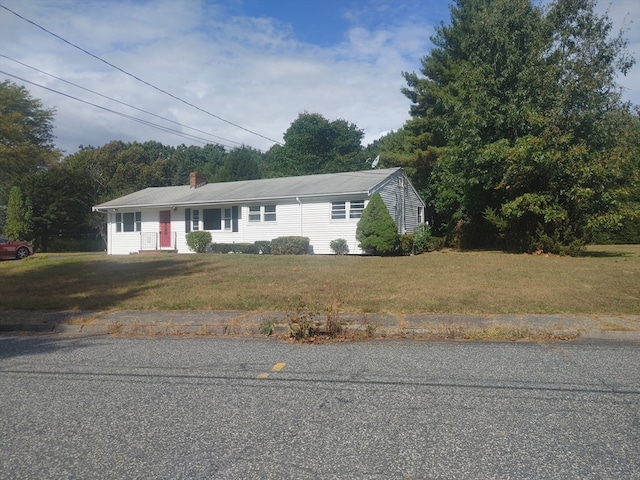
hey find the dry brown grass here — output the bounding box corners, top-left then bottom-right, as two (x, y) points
(1, 245), (638, 315)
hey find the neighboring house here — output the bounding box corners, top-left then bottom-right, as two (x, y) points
(92, 167), (426, 255)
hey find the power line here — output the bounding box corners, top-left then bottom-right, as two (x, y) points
(0, 53), (244, 147)
(0, 3), (284, 146)
(1, 71), (237, 149)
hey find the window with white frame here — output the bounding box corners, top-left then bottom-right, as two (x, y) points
(224, 208), (232, 230)
(248, 206), (261, 222)
(264, 205), (276, 222)
(192, 209), (199, 231)
(332, 201), (365, 220)
(331, 201), (346, 219)
(115, 212), (141, 232)
(350, 200), (365, 219)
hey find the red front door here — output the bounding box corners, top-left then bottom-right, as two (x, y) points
(159, 210), (171, 248)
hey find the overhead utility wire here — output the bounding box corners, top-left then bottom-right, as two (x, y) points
(0, 54), (243, 147)
(1, 71), (237, 149)
(0, 4), (284, 146)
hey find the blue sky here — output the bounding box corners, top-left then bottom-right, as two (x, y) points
(0, 0), (638, 155)
(232, 0), (452, 47)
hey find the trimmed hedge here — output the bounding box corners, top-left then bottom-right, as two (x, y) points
(270, 236), (310, 255)
(209, 243), (256, 254)
(186, 231), (212, 253)
(209, 240), (272, 254)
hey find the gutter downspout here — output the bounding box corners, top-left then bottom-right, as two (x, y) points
(296, 197), (303, 236)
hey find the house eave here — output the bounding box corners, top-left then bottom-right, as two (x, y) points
(93, 190), (373, 211)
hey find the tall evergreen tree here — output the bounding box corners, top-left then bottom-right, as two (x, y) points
(402, 0), (637, 251)
(4, 186), (32, 241)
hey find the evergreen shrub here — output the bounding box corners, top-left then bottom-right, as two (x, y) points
(329, 238), (349, 255)
(186, 231), (212, 253)
(271, 236), (310, 255)
(356, 193), (398, 255)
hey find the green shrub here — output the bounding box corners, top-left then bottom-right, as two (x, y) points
(210, 243), (255, 254)
(413, 223), (432, 254)
(271, 236), (310, 255)
(529, 233), (585, 256)
(254, 240), (271, 254)
(356, 193), (398, 255)
(329, 238), (349, 255)
(186, 231), (212, 253)
(429, 236), (446, 251)
(399, 234), (414, 255)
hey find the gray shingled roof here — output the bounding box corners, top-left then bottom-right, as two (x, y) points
(93, 168), (403, 210)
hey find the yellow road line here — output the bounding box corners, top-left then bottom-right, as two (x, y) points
(257, 362), (286, 379)
(272, 362), (286, 372)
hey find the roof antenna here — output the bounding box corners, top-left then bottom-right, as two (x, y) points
(366, 155), (380, 168)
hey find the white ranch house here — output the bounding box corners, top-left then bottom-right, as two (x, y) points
(92, 167), (426, 255)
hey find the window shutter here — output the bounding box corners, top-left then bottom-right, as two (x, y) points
(232, 206), (239, 232)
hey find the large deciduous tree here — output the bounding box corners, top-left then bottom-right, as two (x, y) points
(214, 146), (262, 182)
(265, 112), (365, 177)
(402, 0), (637, 252)
(0, 81), (60, 203)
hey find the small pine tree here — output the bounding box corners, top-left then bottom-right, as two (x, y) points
(5, 186), (32, 241)
(356, 193), (398, 255)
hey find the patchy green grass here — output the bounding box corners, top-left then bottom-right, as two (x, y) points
(1, 245), (638, 315)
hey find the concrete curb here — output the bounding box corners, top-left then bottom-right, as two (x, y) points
(0, 310), (639, 342)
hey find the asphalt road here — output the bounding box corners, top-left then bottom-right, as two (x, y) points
(1, 335), (638, 479)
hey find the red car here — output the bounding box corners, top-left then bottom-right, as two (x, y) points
(0, 235), (34, 260)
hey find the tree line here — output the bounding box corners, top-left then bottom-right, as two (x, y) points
(1, 0), (638, 253)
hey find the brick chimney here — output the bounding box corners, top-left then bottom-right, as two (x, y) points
(190, 171), (207, 189)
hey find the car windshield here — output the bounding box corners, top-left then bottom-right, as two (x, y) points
(0, 235), (8, 243)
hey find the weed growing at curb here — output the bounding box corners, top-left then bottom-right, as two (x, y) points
(284, 296), (346, 343)
(108, 321), (124, 334)
(259, 319), (275, 336)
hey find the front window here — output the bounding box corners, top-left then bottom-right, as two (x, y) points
(192, 209), (199, 231)
(249, 206), (261, 222)
(203, 208), (222, 230)
(116, 212), (141, 232)
(224, 208), (232, 230)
